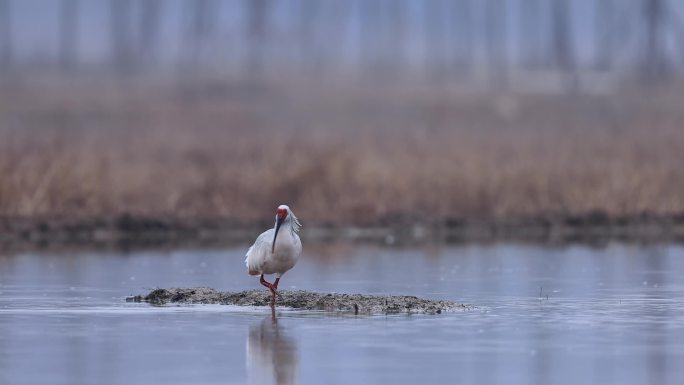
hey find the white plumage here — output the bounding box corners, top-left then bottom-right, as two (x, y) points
(245, 204), (302, 305)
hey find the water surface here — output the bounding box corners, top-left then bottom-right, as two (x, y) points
(1, 243), (683, 384)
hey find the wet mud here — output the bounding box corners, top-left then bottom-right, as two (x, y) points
(127, 287), (471, 315)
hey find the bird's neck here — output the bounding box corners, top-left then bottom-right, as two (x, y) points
(276, 219), (293, 234)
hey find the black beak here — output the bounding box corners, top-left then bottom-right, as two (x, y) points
(271, 216), (283, 254)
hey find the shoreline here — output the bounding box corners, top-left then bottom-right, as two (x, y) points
(2, 213), (684, 252)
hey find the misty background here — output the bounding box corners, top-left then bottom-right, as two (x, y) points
(1, 0), (683, 89)
(1, 0), (684, 224)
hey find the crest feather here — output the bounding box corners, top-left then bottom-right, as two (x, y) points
(290, 211), (302, 234)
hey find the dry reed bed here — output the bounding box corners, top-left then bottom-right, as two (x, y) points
(1, 82), (684, 224)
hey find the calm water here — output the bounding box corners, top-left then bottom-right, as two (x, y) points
(1, 243), (683, 385)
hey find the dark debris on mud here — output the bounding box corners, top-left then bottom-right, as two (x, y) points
(127, 287), (471, 315)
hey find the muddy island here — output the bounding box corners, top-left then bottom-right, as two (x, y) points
(127, 287), (471, 315)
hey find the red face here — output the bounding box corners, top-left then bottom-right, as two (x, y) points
(277, 208), (288, 220)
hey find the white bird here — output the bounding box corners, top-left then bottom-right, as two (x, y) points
(245, 204), (302, 305)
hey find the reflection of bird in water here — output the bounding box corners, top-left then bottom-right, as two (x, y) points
(246, 310), (299, 385)
(245, 204), (302, 307)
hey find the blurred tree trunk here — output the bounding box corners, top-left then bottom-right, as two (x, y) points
(386, 0), (407, 76)
(422, 0), (447, 80)
(642, 0), (667, 79)
(485, 0), (508, 88)
(139, 0), (162, 68)
(110, 0), (135, 74)
(183, 0), (217, 73)
(447, 0), (473, 76)
(298, 0), (319, 71)
(314, 1), (352, 75)
(551, 0), (577, 91)
(360, 0), (383, 74)
(245, 0), (271, 80)
(594, 0), (613, 70)
(519, 0), (543, 68)
(0, 0), (12, 72)
(326, 0), (352, 74)
(59, 0), (79, 73)
(369, 0), (400, 76)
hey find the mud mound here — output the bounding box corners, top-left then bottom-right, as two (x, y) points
(127, 287), (471, 315)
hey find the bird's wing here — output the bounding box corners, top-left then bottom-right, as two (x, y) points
(244, 229), (274, 273)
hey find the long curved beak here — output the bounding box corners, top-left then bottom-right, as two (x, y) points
(271, 217), (284, 254)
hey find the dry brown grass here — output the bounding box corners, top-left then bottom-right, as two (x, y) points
(2, 80), (684, 224)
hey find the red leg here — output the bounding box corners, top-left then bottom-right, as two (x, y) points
(260, 274), (278, 306)
(270, 278), (281, 306)
(259, 274), (272, 290)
